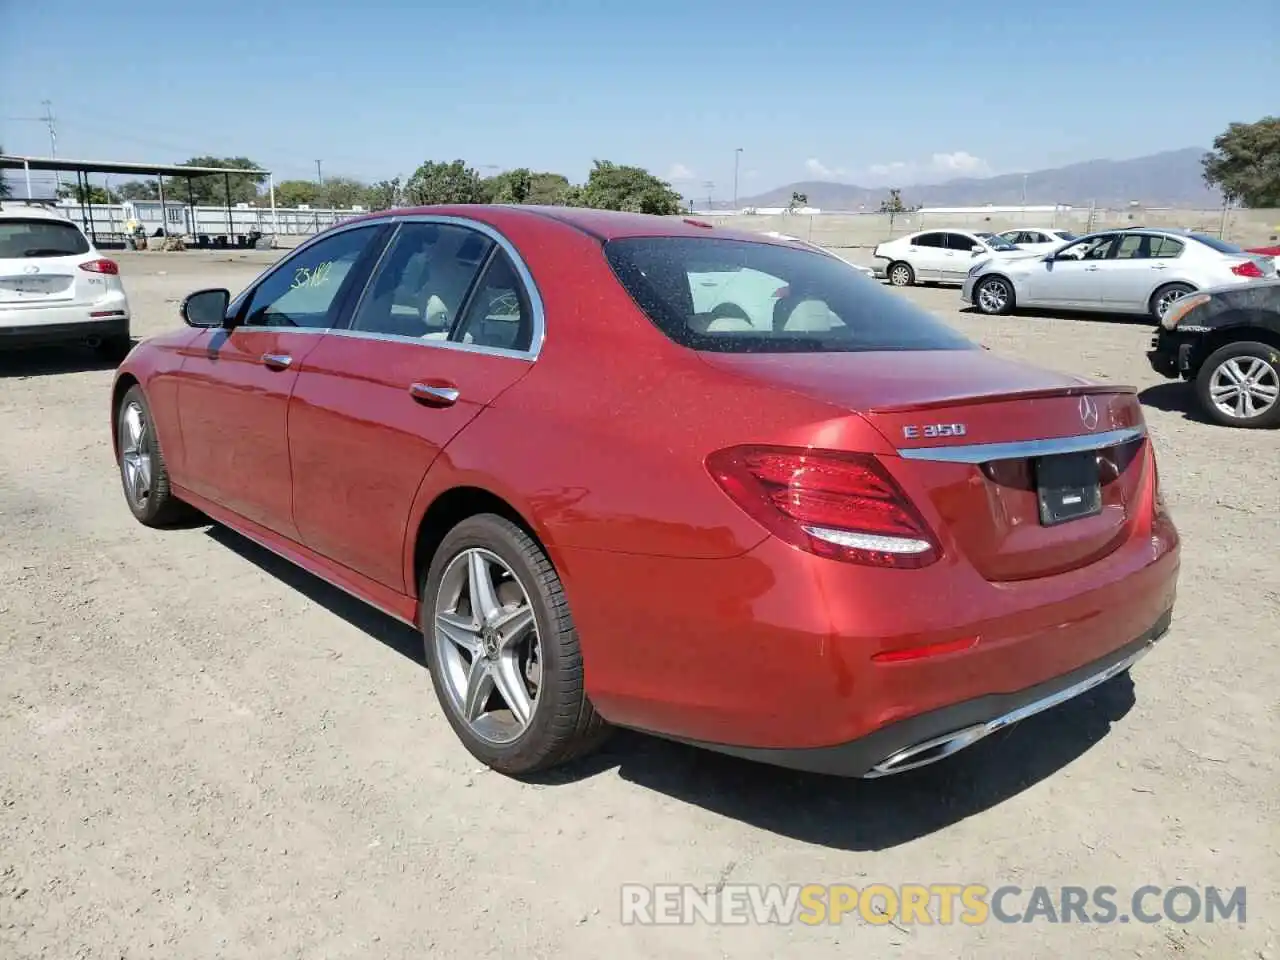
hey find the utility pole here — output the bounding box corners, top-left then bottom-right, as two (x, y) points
(315, 160), (323, 185)
(732, 147), (743, 211)
(41, 100), (59, 189)
(702, 180), (714, 212)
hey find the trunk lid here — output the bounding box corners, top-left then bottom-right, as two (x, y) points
(0, 255), (81, 304)
(702, 349), (1151, 581)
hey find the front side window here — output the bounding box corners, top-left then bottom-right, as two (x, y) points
(350, 223), (494, 338)
(0, 218), (90, 258)
(1056, 234), (1118, 261)
(243, 225), (382, 328)
(604, 236), (976, 354)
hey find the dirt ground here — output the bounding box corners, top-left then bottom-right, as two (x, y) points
(1, 249), (1276, 959)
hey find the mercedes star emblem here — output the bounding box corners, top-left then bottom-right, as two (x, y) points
(1078, 395), (1099, 431)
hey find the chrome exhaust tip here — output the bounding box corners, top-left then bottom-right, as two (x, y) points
(860, 638), (1159, 779)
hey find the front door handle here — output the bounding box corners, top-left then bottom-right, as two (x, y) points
(261, 353), (292, 369)
(409, 382), (460, 406)
(1151, 263), (1167, 270)
(1084, 265), (1099, 272)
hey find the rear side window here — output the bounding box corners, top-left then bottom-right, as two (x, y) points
(913, 233), (945, 248)
(603, 236), (977, 354)
(1189, 233), (1242, 254)
(0, 218), (90, 258)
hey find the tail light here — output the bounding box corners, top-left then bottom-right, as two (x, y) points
(1151, 450), (1168, 519)
(79, 258), (119, 275)
(1231, 260), (1264, 279)
(706, 445), (940, 569)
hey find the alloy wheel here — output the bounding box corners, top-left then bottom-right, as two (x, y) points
(1208, 355), (1280, 421)
(890, 265), (911, 286)
(433, 547), (542, 744)
(119, 401), (153, 507)
(978, 279), (1009, 313)
(1156, 287), (1189, 318)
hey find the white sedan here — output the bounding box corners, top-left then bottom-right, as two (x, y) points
(0, 204), (132, 358)
(872, 229), (1022, 286)
(962, 228), (1276, 322)
(995, 227), (1079, 253)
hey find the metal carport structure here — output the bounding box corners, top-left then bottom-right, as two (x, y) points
(0, 154), (276, 247)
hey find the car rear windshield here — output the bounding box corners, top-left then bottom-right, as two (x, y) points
(0, 219), (90, 258)
(603, 236), (977, 353)
(1188, 233), (1244, 254)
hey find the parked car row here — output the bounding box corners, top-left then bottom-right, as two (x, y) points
(873, 226), (1276, 323)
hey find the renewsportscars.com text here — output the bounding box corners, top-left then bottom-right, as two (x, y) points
(620, 883), (1247, 926)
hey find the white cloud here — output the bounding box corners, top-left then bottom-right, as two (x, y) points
(861, 151), (991, 186)
(805, 157), (849, 179)
(666, 163), (696, 182)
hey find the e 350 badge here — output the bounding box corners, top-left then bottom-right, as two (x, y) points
(902, 423), (967, 439)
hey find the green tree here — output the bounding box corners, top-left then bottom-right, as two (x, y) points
(1202, 116), (1280, 207)
(0, 145), (11, 199)
(529, 172), (572, 204)
(878, 187), (917, 230)
(58, 182), (114, 204)
(116, 180), (159, 201)
(320, 175), (369, 208)
(166, 156), (267, 206)
(404, 159), (483, 205)
(576, 160), (681, 215)
(273, 179), (321, 207)
(787, 191), (808, 213)
(366, 177), (404, 211)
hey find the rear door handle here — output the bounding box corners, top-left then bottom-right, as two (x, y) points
(261, 353), (292, 369)
(409, 382), (460, 406)
(1151, 263), (1167, 270)
(1084, 265), (1099, 272)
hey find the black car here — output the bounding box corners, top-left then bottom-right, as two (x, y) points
(1148, 279), (1280, 428)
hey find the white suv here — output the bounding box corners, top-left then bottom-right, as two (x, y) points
(0, 204), (132, 358)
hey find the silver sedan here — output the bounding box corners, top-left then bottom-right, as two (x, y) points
(961, 228), (1276, 322)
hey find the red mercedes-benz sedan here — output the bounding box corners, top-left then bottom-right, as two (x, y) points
(110, 205), (1180, 779)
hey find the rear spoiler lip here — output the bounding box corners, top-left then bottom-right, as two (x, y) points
(867, 382), (1137, 414)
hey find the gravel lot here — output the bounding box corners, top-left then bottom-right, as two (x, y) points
(2, 249), (1276, 959)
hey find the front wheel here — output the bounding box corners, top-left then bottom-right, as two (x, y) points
(1194, 341), (1280, 428)
(116, 384), (192, 526)
(1150, 283), (1195, 323)
(421, 513), (609, 776)
(974, 276), (1014, 315)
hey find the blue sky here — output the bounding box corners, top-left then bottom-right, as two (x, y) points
(2, 0), (1277, 200)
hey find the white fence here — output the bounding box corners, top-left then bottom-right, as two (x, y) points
(53, 201), (368, 242)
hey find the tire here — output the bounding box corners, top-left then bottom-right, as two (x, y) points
(974, 275), (1014, 315)
(116, 384), (192, 526)
(1194, 341), (1280, 429)
(421, 513), (609, 776)
(888, 261), (915, 287)
(1149, 283), (1195, 323)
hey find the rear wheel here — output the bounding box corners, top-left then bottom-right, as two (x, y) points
(421, 513), (609, 776)
(974, 275), (1014, 315)
(116, 384), (191, 526)
(888, 261), (915, 287)
(1150, 283), (1194, 323)
(1194, 341), (1280, 428)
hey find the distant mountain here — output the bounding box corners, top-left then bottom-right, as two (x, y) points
(736, 148), (1223, 210)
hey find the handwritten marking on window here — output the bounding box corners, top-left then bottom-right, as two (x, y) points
(291, 260), (335, 290)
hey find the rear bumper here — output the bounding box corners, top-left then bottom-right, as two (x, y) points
(0, 311), (130, 348)
(679, 610), (1170, 777)
(569, 508), (1180, 770)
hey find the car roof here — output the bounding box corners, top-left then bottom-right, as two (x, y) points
(339, 203), (789, 245)
(0, 203), (76, 223)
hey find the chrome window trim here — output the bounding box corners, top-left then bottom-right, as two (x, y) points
(227, 217), (384, 318)
(223, 213), (547, 362)
(896, 426), (1145, 463)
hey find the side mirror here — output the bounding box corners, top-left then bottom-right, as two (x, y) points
(971, 245), (985, 256)
(181, 288), (231, 328)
